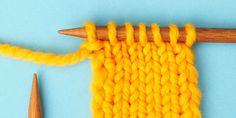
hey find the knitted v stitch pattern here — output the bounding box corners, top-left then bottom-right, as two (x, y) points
(0, 21), (201, 118)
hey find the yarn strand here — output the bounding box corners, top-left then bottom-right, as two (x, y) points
(0, 43), (91, 66)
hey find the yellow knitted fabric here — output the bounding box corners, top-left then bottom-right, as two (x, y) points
(0, 21), (201, 118)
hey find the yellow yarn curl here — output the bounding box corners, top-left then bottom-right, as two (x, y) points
(0, 21), (201, 118)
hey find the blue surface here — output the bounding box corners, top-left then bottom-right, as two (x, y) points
(0, 0), (236, 117)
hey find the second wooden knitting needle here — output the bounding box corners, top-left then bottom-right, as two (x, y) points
(28, 73), (42, 118)
(58, 26), (236, 43)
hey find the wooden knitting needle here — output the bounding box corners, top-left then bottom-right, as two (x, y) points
(28, 73), (42, 118)
(58, 26), (236, 43)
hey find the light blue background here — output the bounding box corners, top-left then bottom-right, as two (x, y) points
(0, 0), (236, 118)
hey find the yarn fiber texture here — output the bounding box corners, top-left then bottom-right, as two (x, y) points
(0, 21), (201, 118)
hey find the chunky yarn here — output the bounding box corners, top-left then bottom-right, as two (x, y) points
(0, 21), (201, 118)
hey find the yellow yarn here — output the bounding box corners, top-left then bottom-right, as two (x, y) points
(0, 21), (201, 118)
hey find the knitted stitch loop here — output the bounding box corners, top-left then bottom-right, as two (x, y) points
(107, 21), (118, 45)
(151, 23), (163, 46)
(125, 22), (135, 45)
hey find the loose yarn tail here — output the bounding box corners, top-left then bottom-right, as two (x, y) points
(0, 43), (91, 66)
(0, 21), (104, 66)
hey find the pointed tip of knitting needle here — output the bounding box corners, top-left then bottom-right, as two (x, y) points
(28, 73), (42, 118)
(58, 27), (87, 38)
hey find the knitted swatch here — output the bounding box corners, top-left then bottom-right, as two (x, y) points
(0, 21), (201, 118)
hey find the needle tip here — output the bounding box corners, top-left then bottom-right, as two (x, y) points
(33, 73), (37, 79)
(28, 73), (42, 118)
(58, 27), (87, 38)
(58, 29), (67, 35)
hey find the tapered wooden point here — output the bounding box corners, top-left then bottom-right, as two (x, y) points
(58, 27), (87, 38)
(28, 73), (42, 118)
